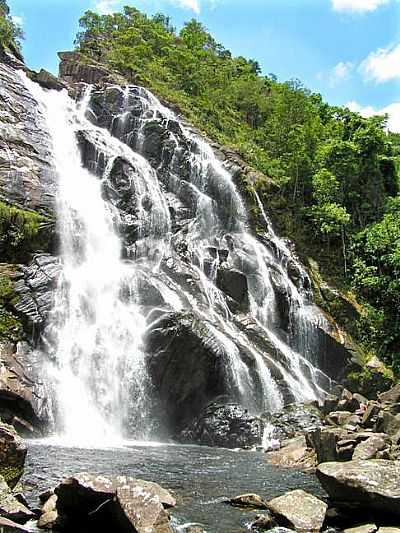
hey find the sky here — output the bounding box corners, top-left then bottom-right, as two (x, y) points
(7, 0), (400, 131)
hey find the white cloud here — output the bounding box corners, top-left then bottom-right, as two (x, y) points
(331, 0), (390, 12)
(329, 61), (354, 86)
(346, 100), (400, 132)
(360, 43), (400, 83)
(11, 15), (23, 27)
(173, 0), (200, 12)
(95, 0), (120, 15)
(94, 0), (219, 15)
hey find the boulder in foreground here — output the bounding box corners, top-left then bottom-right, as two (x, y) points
(54, 473), (174, 532)
(317, 460), (400, 516)
(267, 489), (327, 531)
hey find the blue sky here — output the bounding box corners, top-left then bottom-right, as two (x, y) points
(8, 0), (400, 131)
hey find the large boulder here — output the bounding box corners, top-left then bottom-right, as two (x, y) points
(267, 489), (327, 531)
(179, 400), (263, 448)
(317, 460), (400, 516)
(145, 312), (237, 436)
(54, 473), (174, 532)
(263, 403), (322, 440)
(266, 435), (316, 470)
(0, 423), (26, 489)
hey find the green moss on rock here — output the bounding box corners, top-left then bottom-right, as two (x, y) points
(0, 201), (53, 263)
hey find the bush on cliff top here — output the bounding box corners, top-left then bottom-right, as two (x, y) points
(0, 0), (23, 52)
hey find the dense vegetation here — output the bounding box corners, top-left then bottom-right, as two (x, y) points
(74, 6), (400, 375)
(0, 0), (22, 52)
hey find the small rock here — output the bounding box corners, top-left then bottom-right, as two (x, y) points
(268, 529), (295, 533)
(343, 525), (377, 533)
(251, 513), (275, 530)
(228, 493), (268, 509)
(267, 489), (327, 531)
(352, 436), (386, 460)
(0, 475), (34, 523)
(38, 509), (58, 529)
(362, 403), (381, 428)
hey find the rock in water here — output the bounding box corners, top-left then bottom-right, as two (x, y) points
(227, 493), (268, 509)
(54, 473), (174, 532)
(0, 423), (27, 489)
(180, 401), (263, 448)
(267, 489), (327, 531)
(114, 481), (171, 533)
(317, 460), (400, 516)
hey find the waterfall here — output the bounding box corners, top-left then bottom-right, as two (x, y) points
(20, 73), (334, 444)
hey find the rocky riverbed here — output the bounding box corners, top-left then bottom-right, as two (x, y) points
(0, 384), (398, 532)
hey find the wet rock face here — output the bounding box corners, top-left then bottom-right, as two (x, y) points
(0, 342), (48, 434)
(317, 460), (400, 517)
(216, 268), (249, 312)
(13, 254), (61, 330)
(0, 63), (56, 213)
(145, 312), (232, 434)
(180, 401), (263, 449)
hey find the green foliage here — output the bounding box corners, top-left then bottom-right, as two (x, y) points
(74, 6), (400, 374)
(0, 202), (50, 262)
(0, 0), (23, 51)
(0, 274), (22, 343)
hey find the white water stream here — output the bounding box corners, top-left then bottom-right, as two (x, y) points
(21, 74), (332, 445)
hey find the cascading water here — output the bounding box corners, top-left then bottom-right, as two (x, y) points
(21, 72), (337, 445)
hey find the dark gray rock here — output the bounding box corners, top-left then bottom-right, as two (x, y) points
(32, 69), (67, 91)
(216, 267), (249, 311)
(263, 403), (322, 440)
(13, 254), (60, 329)
(0, 342), (50, 433)
(145, 312), (239, 436)
(180, 401), (263, 448)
